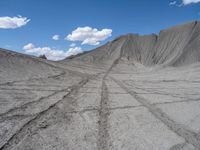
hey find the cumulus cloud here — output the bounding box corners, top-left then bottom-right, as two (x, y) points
(23, 43), (82, 61)
(169, 1), (177, 5)
(0, 16), (30, 29)
(66, 26), (112, 45)
(70, 43), (76, 47)
(23, 43), (34, 50)
(182, 0), (200, 5)
(66, 47), (83, 56)
(52, 35), (59, 40)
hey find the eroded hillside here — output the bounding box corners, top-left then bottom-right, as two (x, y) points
(1, 21), (200, 150)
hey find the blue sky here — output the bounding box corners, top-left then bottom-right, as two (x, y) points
(0, 0), (200, 60)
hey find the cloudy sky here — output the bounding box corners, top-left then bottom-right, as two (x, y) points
(0, 0), (200, 60)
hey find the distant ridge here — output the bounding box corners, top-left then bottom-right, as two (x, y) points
(63, 20), (200, 67)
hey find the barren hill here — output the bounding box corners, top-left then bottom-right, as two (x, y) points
(1, 21), (200, 150)
(63, 21), (200, 67)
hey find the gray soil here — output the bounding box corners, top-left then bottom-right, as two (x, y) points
(1, 21), (200, 150)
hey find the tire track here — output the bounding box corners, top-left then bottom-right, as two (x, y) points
(96, 39), (126, 150)
(0, 89), (69, 122)
(97, 80), (111, 150)
(169, 142), (187, 150)
(0, 74), (98, 150)
(0, 70), (93, 121)
(0, 71), (66, 86)
(111, 77), (200, 149)
(96, 61), (120, 150)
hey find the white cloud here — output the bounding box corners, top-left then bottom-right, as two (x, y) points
(0, 16), (30, 29)
(66, 26), (112, 45)
(169, 1), (177, 5)
(70, 43), (76, 47)
(23, 43), (82, 61)
(23, 43), (34, 50)
(182, 0), (200, 5)
(169, 0), (200, 6)
(52, 35), (59, 40)
(67, 47), (83, 56)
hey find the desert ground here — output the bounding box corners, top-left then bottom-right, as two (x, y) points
(1, 21), (200, 150)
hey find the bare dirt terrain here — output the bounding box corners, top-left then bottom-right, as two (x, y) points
(1, 21), (200, 150)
